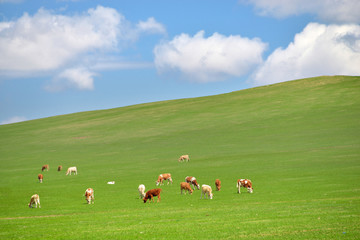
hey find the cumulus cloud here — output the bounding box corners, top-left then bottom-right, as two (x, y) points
(154, 31), (267, 82)
(0, 6), (166, 90)
(252, 23), (360, 86)
(1, 116), (27, 125)
(242, 0), (360, 23)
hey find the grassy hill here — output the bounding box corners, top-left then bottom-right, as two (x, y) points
(0, 76), (359, 239)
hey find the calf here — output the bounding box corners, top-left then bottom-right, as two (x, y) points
(156, 173), (173, 186)
(215, 179), (221, 191)
(237, 179), (253, 193)
(143, 188), (162, 203)
(41, 164), (49, 171)
(180, 182), (193, 195)
(178, 154), (190, 162)
(66, 166), (77, 175)
(138, 184), (146, 199)
(28, 194), (41, 208)
(185, 176), (200, 190)
(84, 188), (94, 204)
(58, 165), (62, 171)
(38, 174), (43, 183)
(201, 184), (213, 199)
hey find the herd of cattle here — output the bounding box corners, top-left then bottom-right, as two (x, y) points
(28, 155), (254, 207)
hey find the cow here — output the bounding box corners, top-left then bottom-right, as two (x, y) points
(28, 194), (41, 208)
(178, 155), (190, 162)
(185, 176), (200, 190)
(138, 184), (146, 199)
(66, 166), (77, 175)
(180, 182), (193, 195)
(143, 188), (162, 203)
(38, 174), (43, 183)
(237, 179), (253, 193)
(215, 179), (221, 191)
(84, 188), (94, 204)
(58, 165), (62, 171)
(41, 164), (49, 171)
(156, 173), (173, 186)
(201, 184), (213, 199)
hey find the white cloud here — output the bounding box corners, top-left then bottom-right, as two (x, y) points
(154, 31), (267, 82)
(242, 0), (360, 23)
(1, 116), (27, 125)
(252, 23), (360, 86)
(45, 67), (95, 91)
(136, 17), (166, 35)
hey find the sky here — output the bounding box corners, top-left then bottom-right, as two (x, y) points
(0, 0), (359, 125)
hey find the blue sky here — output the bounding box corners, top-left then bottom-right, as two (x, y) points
(1, 0), (359, 124)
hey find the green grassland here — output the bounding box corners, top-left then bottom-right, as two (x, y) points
(0, 76), (359, 239)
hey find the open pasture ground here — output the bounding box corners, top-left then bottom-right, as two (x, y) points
(1, 76), (359, 239)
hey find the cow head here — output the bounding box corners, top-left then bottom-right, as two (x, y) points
(209, 193), (213, 199)
(86, 195), (91, 204)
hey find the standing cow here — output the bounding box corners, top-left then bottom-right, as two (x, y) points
(84, 188), (94, 204)
(58, 165), (62, 171)
(201, 184), (213, 199)
(178, 155), (190, 162)
(28, 194), (41, 208)
(66, 166), (77, 175)
(143, 188), (162, 203)
(237, 179), (253, 193)
(41, 164), (49, 171)
(215, 179), (221, 191)
(156, 173), (173, 186)
(180, 182), (193, 195)
(38, 174), (43, 183)
(138, 184), (146, 199)
(185, 176), (200, 190)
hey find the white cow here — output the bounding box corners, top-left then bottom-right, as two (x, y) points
(66, 166), (77, 175)
(28, 194), (41, 208)
(138, 184), (146, 199)
(201, 184), (213, 199)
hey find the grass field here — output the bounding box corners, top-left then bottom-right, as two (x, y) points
(0, 76), (359, 239)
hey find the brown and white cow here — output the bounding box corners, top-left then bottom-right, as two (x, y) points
(41, 164), (49, 171)
(185, 176), (200, 190)
(38, 174), (43, 183)
(66, 166), (77, 175)
(178, 154), (190, 162)
(156, 173), (173, 186)
(180, 182), (193, 195)
(84, 188), (94, 204)
(138, 184), (146, 199)
(201, 184), (213, 199)
(237, 179), (253, 193)
(28, 194), (41, 208)
(143, 188), (162, 203)
(215, 179), (221, 191)
(58, 165), (62, 171)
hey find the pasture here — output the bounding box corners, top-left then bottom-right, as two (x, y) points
(0, 76), (359, 239)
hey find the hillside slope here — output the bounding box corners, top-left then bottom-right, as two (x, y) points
(0, 75), (359, 239)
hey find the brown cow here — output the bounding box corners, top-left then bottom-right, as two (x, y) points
(180, 182), (193, 195)
(237, 179), (253, 193)
(38, 174), (43, 183)
(143, 188), (162, 203)
(41, 164), (49, 171)
(84, 188), (94, 204)
(178, 154), (190, 162)
(215, 179), (221, 191)
(185, 176), (200, 190)
(58, 165), (62, 171)
(156, 173), (173, 186)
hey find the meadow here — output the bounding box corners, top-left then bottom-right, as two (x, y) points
(0, 76), (359, 239)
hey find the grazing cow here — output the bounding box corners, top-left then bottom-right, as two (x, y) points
(28, 194), (41, 208)
(38, 174), (43, 183)
(58, 165), (62, 171)
(215, 179), (221, 191)
(107, 181), (115, 185)
(237, 179), (253, 193)
(201, 184), (213, 199)
(66, 166), (77, 175)
(138, 184), (146, 199)
(178, 154), (190, 162)
(156, 173), (173, 186)
(41, 164), (49, 171)
(180, 182), (193, 195)
(185, 176), (200, 190)
(84, 188), (94, 204)
(143, 188), (162, 203)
